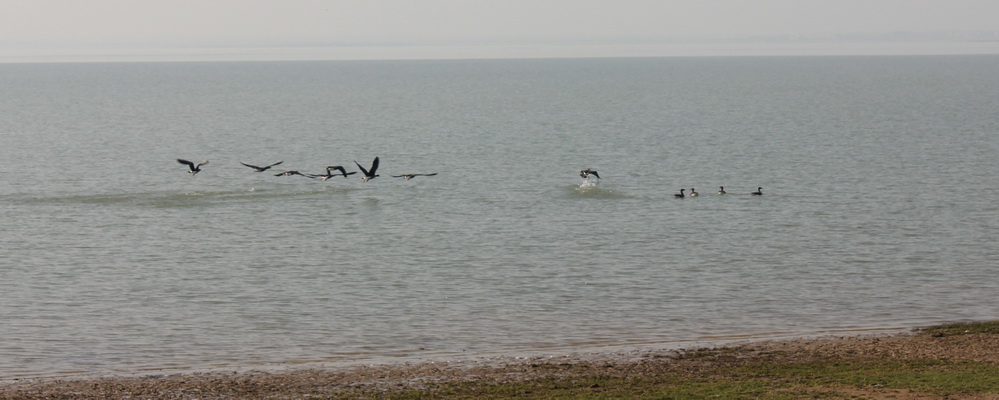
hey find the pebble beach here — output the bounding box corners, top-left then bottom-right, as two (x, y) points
(4, 325), (998, 399)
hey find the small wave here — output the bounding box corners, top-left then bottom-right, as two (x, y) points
(153, 187), (354, 207)
(7, 186), (354, 209)
(4, 192), (142, 206)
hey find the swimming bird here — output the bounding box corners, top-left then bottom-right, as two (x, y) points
(240, 161), (283, 172)
(177, 159), (208, 175)
(674, 188), (685, 198)
(310, 166), (358, 181)
(275, 170), (313, 178)
(579, 169), (600, 179)
(751, 187), (763, 195)
(354, 157), (380, 182)
(392, 173), (438, 180)
(689, 188), (699, 197)
(717, 186), (726, 195)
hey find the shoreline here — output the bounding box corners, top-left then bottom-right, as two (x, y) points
(5, 323), (997, 399)
(2, 325), (913, 382)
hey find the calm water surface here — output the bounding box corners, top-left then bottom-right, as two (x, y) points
(2, 55), (998, 378)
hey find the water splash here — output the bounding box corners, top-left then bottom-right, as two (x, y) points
(570, 180), (626, 198)
(577, 179), (599, 190)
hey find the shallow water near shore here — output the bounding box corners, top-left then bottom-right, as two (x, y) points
(2, 55), (998, 379)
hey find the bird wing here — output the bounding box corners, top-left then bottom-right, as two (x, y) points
(369, 157), (379, 176)
(354, 161), (370, 177)
(240, 162), (259, 169)
(177, 159), (195, 170)
(265, 161), (283, 168)
(328, 165), (348, 177)
(196, 160), (209, 168)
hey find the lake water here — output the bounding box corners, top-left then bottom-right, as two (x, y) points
(2, 55), (998, 379)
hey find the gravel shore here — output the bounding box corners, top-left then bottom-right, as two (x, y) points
(3, 327), (998, 399)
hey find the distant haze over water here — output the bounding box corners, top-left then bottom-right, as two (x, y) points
(3, 34), (999, 63)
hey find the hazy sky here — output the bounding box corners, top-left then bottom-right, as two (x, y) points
(2, 0), (998, 61)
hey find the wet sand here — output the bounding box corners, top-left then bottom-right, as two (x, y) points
(3, 328), (998, 399)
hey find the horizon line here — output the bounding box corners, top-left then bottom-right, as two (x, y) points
(3, 41), (999, 64)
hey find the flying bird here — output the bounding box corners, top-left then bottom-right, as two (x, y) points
(392, 173), (438, 180)
(327, 165), (356, 178)
(177, 159), (209, 175)
(579, 169), (600, 179)
(311, 166), (357, 181)
(240, 161), (283, 172)
(275, 170), (312, 178)
(354, 157), (380, 182)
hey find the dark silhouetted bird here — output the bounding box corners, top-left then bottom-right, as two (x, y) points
(354, 157), (380, 182)
(240, 161), (283, 172)
(177, 159), (208, 175)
